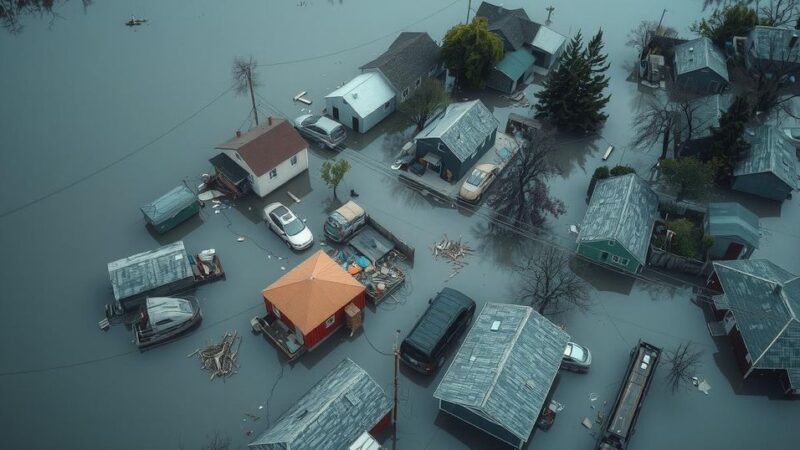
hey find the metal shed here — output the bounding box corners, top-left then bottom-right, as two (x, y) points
(434, 303), (569, 449)
(140, 185), (199, 234)
(704, 202), (760, 260)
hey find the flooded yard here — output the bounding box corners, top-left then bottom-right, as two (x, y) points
(1, 1), (799, 449)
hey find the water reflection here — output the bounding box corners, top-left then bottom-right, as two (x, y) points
(1, 0), (93, 33)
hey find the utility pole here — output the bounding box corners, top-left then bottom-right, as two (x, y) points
(393, 329), (400, 433)
(246, 67), (259, 126)
(657, 9), (667, 33)
(545, 6), (555, 26)
(466, 0), (472, 24)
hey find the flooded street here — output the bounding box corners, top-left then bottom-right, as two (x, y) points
(2, 1), (799, 449)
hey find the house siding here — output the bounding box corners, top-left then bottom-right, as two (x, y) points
(325, 94), (396, 134)
(221, 148), (309, 198)
(416, 129), (497, 181)
(732, 172), (792, 201)
(486, 69), (516, 94)
(577, 240), (642, 273)
(364, 66), (439, 101)
(440, 401), (524, 449)
(303, 291), (366, 349)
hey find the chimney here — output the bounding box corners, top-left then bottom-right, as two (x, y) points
(790, 33), (799, 49)
(235, 130), (242, 138)
(268, 116), (273, 126)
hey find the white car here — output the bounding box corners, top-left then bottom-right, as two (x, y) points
(293, 114), (347, 149)
(561, 341), (592, 372)
(263, 202), (314, 250)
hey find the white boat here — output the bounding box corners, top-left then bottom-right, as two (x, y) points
(133, 297), (202, 349)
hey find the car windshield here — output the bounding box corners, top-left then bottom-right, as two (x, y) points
(466, 169), (487, 186)
(283, 216), (305, 236)
(301, 115), (321, 127)
(569, 344), (585, 361)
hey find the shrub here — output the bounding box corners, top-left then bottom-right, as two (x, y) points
(610, 165), (636, 176)
(593, 166), (610, 179)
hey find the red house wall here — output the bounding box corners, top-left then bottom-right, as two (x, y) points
(369, 411), (392, 436)
(296, 291), (366, 350)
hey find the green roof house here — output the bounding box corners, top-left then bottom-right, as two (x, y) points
(704, 202), (760, 260)
(673, 37), (729, 95)
(733, 125), (798, 201)
(577, 174), (659, 274)
(709, 260), (800, 395)
(487, 48), (536, 94)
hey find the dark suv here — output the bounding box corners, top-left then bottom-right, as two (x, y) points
(400, 288), (476, 374)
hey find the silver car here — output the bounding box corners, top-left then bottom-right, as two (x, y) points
(263, 203), (314, 250)
(561, 341), (592, 372)
(294, 114), (347, 149)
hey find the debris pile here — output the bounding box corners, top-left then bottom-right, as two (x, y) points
(432, 235), (472, 273)
(328, 248), (406, 302)
(189, 331), (241, 380)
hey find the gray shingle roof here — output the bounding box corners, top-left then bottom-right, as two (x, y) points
(360, 32), (441, 93)
(705, 202), (760, 249)
(414, 100), (498, 162)
(737, 125), (799, 189)
(249, 359), (391, 450)
(713, 260), (800, 376)
(685, 94), (726, 140)
(434, 303), (569, 444)
(107, 241), (193, 302)
(141, 185), (197, 226)
(673, 37), (729, 81)
(748, 26), (800, 64)
(578, 174), (659, 266)
(476, 2), (538, 50)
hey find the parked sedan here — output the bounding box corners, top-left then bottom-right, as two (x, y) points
(458, 163), (498, 203)
(262, 202), (314, 250)
(561, 341), (592, 372)
(293, 114), (347, 149)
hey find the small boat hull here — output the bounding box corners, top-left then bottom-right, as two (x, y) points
(134, 298), (202, 349)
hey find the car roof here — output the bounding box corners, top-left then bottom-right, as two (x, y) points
(313, 116), (342, 133)
(403, 288), (475, 355)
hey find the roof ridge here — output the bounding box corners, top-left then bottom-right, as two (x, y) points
(611, 174), (636, 242)
(750, 317), (795, 370)
(715, 261), (783, 285)
(479, 306), (530, 411)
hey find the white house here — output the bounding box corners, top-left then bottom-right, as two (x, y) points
(325, 72), (396, 134)
(213, 117), (309, 198)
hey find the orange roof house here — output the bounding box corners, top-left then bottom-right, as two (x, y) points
(262, 251), (365, 349)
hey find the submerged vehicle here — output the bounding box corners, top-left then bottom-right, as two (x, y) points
(134, 297), (202, 349)
(323, 201), (367, 243)
(263, 202), (314, 250)
(293, 114), (347, 149)
(561, 341), (592, 372)
(458, 163), (498, 203)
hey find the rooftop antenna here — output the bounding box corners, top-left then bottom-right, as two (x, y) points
(545, 6), (555, 26)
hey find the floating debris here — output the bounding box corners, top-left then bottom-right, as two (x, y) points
(581, 417), (593, 429)
(191, 331), (241, 380)
(237, 237), (245, 242)
(589, 392), (599, 402)
(432, 235), (472, 272)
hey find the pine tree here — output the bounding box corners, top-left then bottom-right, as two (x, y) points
(534, 30), (610, 134)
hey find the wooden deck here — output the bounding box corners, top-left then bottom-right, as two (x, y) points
(252, 314), (306, 361)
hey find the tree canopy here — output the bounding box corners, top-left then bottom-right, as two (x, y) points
(691, 2), (769, 47)
(320, 159), (351, 200)
(398, 79), (450, 130)
(441, 17), (504, 88)
(708, 95), (751, 182)
(659, 157), (714, 201)
(534, 30), (611, 134)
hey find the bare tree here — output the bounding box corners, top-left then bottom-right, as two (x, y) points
(738, 25), (800, 117)
(1, 0), (93, 33)
(232, 56), (260, 126)
(759, 0), (800, 27)
(631, 93), (699, 160)
(515, 246), (590, 316)
(664, 341), (704, 393)
(626, 20), (679, 55)
(488, 130), (565, 234)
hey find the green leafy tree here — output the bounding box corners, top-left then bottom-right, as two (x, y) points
(708, 95), (751, 182)
(534, 30), (611, 134)
(320, 159), (351, 200)
(691, 3), (768, 47)
(665, 218), (702, 259)
(659, 157), (713, 201)
(610, 165), (636, 176)
(441, 17), (504, 88)
(399, 79), (450, 130)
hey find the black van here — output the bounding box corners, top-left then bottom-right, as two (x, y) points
(400, 288), (476, 374)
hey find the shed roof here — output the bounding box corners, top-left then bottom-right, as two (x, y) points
(359, 32), (440, 92)
(476, 2), (538, 50)
(713, 260), (800, 377)
(748, 26), (800, 63)
(705, 202), (760, 249)
(737, 125), (799, 190)
(530, 25), (566, 55)
(495, 48), (536, 80)
(673, 37), (729, 81)
(415, 100), (498, 162)
(249, 358), (391, 450)
(325, 72), (396, 119)
(141, 185), (197, 226)
(578, 174), (659, 266)
(107, 241), (193, 302)
(434, 303), (569, 444)
(216, 119), (307, 177)
(685, 94), (725, 140)
(262, 250), (365, 334)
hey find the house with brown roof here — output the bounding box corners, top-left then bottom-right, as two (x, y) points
(211, 117), (309, 197)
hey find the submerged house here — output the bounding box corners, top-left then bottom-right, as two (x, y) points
(212, 118), (309, 198)
(486, 48), (536, 94)
(434, 303), (569, 449)
(577, 174), (659, 274)
(249, 358), (392, 449)
(704, 202), (760, 260)
(744, 26), (800, 78)
(709, 259), (800, 395)
(673, 37), (729, 95)
(325, 72), (396, 134)
(360, 32), (443, 102)
(413, 100), (498, 182)
(733, 125), (798, 201)
(678, 94), (726, 157)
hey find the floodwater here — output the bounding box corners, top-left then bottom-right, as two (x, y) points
(1, 1), (799, 449)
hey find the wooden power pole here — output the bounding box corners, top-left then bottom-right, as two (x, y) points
(247, 67), (259, 126)
(466, 0), (472, 23)
(393, 329), (400, 432)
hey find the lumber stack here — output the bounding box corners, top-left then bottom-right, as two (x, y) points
(432, 235), (473, 273)
(190, 331), (241, 380)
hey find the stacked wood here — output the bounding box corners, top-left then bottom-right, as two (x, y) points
(432, 235), (473, 273)
(189, 331), (241, 380)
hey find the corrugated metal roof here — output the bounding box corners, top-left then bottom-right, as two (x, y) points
(686, 94), (725, 140)
(748, 26), (800, 63)
(107, 241), (193, 301)
(359, 32), (440, 92)
(325, 73), (396, 118)
(414, 100), (499, 162)
(495, 49), (536, 80)
(249, 358), (392, 450)
(530, 25), (566, 55)
(434, 303), (568, 444)
(705, 202), (760, 249)
(141, 185), (197, 226)
(673, 37), (729, 81)
(737, 125), (799, 190)
(713, 260), (800, 374)
(578, 174), (659, 266)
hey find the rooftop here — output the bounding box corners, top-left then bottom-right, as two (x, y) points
(359, 32), (440, 92)
(415, 100), (499, 162)
(476, 2), (538, 50)
(215, 119), (307, 177)
(737, 125), (799, 190)
(705, 202), (761, 249)
(685, 94), (726, 140)
(748, 26), (800, 63)
(495, 48), (536, 80)
(107, 241), (193, 302)
(140, 185), (197, 226)
(325, 72), (396, 118)
(673, 37), (729, 81)
(530, 25), (566, 55)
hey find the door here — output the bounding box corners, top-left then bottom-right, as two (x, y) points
(332, 106), (339, 120)
(723, 242), (744, 260)
(352, 116), (360, 133)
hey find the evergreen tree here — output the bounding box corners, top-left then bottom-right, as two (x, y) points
(708, 95), (751, 182)
(534, 30), (611, 134)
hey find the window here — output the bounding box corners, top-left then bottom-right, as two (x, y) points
(608, 241), (615, 246)
(272, 305), (281, 318)
(610, 255), (630, 266)
(325, 315), (336, 328)
(384, 101), (391, 111)
(600, 252), (609, 261)
(290, 155), (298, 166)
(438, 142), (446, 151)
(269, 168), (278, 179)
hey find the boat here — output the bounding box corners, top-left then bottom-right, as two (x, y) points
(133, 297), (202, 349)
(125, 16), (147, 27)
